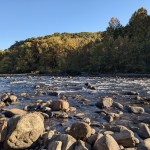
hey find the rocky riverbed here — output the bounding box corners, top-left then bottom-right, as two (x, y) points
(0, 75), (150, 150)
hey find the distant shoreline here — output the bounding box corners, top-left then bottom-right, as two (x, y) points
(0, 73), (150, 78)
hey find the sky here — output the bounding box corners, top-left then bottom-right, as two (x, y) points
(0, 0), (150, 50)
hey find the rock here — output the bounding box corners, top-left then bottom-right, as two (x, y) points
(138, 123), (150, 139)
(75, 140), (91, 150)
(0, 102), (5, 107)
(69, 107), (76, 112)
(48, 91), (60, 96)
(0, 121), (7, 142)
(83, 118), (91, 124)
(87, 133), (103, 145)
(105, 113), (120, 122)
(53, 111), (68, 118)
(96, 97), (113, 109)
(4, 112), (44, 149)
(128, 106), (145, 114)
(48, 141), (62, 150)
(74, 113), (85, 119)
(53, 134), (76, 150)
(112, 130), (138, 147)
(94, 134), (120, 150)
(2, 108), (27, 118)
(43, 130), (55, 144)
(69, 122), (92, 140)
(1, 93), (9, 102)
(137, 138), (150, 150)
(51, 100), (69, 111)
(125, 91), (139, 95)
(113, 102), (124, 110)
(20, 93), (29, 97)
(1, 94), (18, 103)
(8, 95), (18, 103)
(110, 125), (129, 132)
(104, 131), (114, 135)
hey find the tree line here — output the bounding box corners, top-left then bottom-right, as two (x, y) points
(0, 8), (150, 74)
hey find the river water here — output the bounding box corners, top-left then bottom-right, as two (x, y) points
(0, 75), (150, 132)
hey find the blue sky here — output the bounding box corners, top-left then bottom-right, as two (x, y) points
(0, 0), (150, 50)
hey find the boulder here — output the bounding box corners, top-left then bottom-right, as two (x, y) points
(112, 130), (138, 147)
(51, 100), (69, 111)
(4, 112), (44, 149)
(0, 121), (7, 142)
(138, 123), (150, 139)
(69, 122), (92, 140)
(75, 140), (91, 150)
(137, 138), (150, 150)
(87, 133), (103, 145)
(2, 108), (27, 118)
(96, 97), (113, 109)
(94, 134), (120, 150)
(51, 134), (76, 150)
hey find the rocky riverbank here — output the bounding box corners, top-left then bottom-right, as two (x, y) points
(0, 76), (150, 150)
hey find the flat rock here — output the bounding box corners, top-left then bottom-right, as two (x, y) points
(2, 108), (27, 118)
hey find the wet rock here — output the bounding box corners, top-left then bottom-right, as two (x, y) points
(20, 93), (29, 97)
(51, 100), (69, 111)
(138, 123), (150, 139)
(113, 102), (124, 110)
(137, 138), (150, 150)
(1, 93), (9, 102)
(48, 91), (60, 96)
(48, 141), (62, 150)
(2, 108), (27, 118)
(0, 121), (7, 142)
(69, 122), (92, 140)
(75, 140), (91, 150)
(4, 112), (44, 150)
(112, 130), (138, 147)
(125, 91), (139, 95)
(94, 134), (120, 150)
(128, 106), (145, 114)
(51, 134), (76, 150)
(1, 94), (18, 104)
(74, 113), (85, 119)
(96, 97), (113, 109)
(85, 82), (96, 90)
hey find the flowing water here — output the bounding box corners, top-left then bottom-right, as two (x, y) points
(0, 75), (150, 132)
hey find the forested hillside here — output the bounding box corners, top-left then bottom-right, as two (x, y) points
(0, 8), (150, 74)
